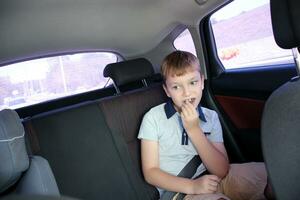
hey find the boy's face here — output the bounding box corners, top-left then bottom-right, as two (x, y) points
(163, 68), (204, 112)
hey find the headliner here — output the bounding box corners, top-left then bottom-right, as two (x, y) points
(0, 0), (227, 65)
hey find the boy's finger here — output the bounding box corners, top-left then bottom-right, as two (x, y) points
(209, 181), (219, 187)
(180, 105), (186, 117)
(208, 175), (221, 183)
(181, 107), (189, 119)
(185, 101), (197, 114)
(186, 102), (195, 114)
(183, 101), (194, 115)
(207, 185), (218, 193)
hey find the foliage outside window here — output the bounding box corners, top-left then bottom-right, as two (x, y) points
(0, 52), (117, 110)
(210, 0), (294, 69)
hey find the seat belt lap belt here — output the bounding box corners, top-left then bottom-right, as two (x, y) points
(160, 155), (202, 200)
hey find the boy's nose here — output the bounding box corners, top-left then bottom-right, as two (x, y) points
(182, 86), (190, 96)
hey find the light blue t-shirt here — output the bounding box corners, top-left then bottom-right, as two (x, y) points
(138, 100), (223, 196)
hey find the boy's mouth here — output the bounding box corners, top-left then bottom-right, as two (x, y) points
(183, 98), (196, 105)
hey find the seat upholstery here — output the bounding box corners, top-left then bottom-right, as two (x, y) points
(262, 0), (300, 199)
(262, 78), (300, 199)
(26, 102), (149, 200)
(99, 86), (167, 200)
(0, 109), (59, 197)
(100, 58), (168, 199)
(16, 156), (59, 195)
(21, 58), (166, 200)
(0, 109), (29, 193)
(2, 195), (79, 200)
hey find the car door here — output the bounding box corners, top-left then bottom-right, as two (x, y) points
(201, 0), (298, 162)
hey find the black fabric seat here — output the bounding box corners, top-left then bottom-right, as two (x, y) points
(21, 58), (167, 200)
(24, 103), (147, 200)
(2, 195), (79, 200)
(261, 0), (300, 199)
(99, 86), (166, 200)
(0, 109), (59, 197)
(100, 58), (168, 199)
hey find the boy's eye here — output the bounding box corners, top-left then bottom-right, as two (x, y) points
(172, 85), (180, 90)
(190, 80), (198, 85)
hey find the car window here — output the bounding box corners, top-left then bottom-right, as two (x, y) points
(173, 29), (197, 56)
(0, 52), (117, 110)
(210, 0), (294, 69)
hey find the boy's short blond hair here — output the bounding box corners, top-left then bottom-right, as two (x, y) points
(161, 51), (201, 83)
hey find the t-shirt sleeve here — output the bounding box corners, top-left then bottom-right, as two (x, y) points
(207, 111), (224, 143)
(138, 110), (159, 141)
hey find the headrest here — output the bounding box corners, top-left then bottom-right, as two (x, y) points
(0, 109), (29, 193)
(103, 58), (154, 87)
(271, 0), (300, 49)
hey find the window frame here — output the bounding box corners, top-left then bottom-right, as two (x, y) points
(173, 28), (197, 56)
(207, 0), (295, 71)
(0, 51), (122, 111)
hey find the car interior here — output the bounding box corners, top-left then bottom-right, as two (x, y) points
(0, 0), (299, 199)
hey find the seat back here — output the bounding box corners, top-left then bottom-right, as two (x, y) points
(25, 102), (147, 200)
(21, 58), (166, 200)
(262, 79), (300, 199)
(100, 58), (168, 199)
(0, 109), (59, 197)
(262, 0), (300, 199)
(99, 85), (167, 199)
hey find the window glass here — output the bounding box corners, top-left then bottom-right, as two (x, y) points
(0, 52), (117, 110)
(210, 0), (294, 69)
(173, 29), (197, 56)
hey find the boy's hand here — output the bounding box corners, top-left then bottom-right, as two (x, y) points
(191, 175), (221, 194)
(180, 101), (200, 133)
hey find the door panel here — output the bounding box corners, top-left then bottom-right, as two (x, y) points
(210, 64), (297, 162)
(215, 95), (264, 129)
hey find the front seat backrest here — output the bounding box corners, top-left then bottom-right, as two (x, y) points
(262, 0), (300, 199)
(0, 109), (59, 196)
(0, 109), (29, 193)
(262, 79), (300, 199)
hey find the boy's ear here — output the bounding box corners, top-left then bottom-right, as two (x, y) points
(163, 84), (171, 98)
(201, 75), (204, 90)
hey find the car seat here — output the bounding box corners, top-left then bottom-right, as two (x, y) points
(261, 0), (300, 199)
(0, 109), (60, 197)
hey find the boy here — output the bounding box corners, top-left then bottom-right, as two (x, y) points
(138, 51), (268, 200)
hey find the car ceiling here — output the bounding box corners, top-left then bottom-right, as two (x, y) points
(0, 0), (227, 65)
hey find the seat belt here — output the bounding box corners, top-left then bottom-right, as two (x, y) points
(160, 155), (202, 200)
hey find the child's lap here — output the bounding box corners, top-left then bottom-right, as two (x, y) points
(183, 162), (267, 200)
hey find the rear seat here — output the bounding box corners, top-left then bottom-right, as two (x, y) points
(100, 58), (168, 199)
(24, 102), (144, 200)
(22, 58), (167, 200)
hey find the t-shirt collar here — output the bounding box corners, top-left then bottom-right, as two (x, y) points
(164, 99), (207, 122)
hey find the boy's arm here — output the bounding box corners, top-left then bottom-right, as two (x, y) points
(190, 132), (229, 178)
(141, 139), (221, 194)
(141, 139), (194, 194)
(181, 102), (229, 178)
